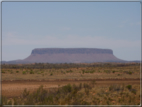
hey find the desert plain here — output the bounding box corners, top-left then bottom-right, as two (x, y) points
(1, 62), (141, 105)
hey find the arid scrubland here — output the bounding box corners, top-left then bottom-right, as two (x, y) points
(1, 62), (141, 106)
(1, 63), (140, 80)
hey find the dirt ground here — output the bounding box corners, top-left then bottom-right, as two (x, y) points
(2, 79), (140, 98)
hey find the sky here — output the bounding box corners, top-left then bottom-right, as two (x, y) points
(1, 1), (141, 61)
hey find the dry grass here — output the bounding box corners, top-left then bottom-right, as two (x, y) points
(1, 82), (140, 105)
(1, 63), (141, 106)
(1, 64), (140, 81)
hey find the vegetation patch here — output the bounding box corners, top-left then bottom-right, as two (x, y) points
(1, 83), (140, 105)
(22, 71), (26, 74)
(16, 71), (19, 73)
(66, 70), (73, 73)
(50, 73), (53, 76)
(30, 71), (34, 74)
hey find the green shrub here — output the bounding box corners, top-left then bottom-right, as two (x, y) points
(22, 88), (30, 98)
(90, 70), (95, 73)
(124, 71), (133, 75)
(128, 71), (132, 75)
(117, 74), (120, 76)
(22, 71), (26, 74)
(112, 71), (115, 73)
(61, 84), (72, 93)
(72, 84), (80, 95)
(82, 70), (85, 74)
(2, 71), (5, 73)
(33, 85), (48, 103)
(50, 73), (53, 76)
(84, 71), (89, 73)
(83, 83), (91, 89)
(16, 71), (19, 73)
(126, 85), (132, 90)
(7, 100), (12, 105)
(30, 71), (34, 74)
(131, 89), (136, 94)
(66, 70), (73, 73)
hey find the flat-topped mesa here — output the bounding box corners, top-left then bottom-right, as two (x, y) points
(2, 48), (128, 64)
(22, 48), (126, 63)
(31, 48), (113, 55)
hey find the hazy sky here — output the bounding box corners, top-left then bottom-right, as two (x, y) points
(2, 1), (141, 61)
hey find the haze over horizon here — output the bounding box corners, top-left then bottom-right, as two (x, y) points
(2, 2), (141, 61)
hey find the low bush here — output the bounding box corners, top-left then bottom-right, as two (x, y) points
(2, 71), (5, 73)
(112, 71), (115, 73)
(1, 83), (140, 105)
(131, 89), (137, 94)
(61, 84), (72, 93)
(22, 71), (26, 74)
(117, 74), (121, 76)
(126, 85), (132, 90)
(30, 71), (34, 74)
(66, 70), (73, 73)
(124, 71), (133, 75)
(109, 85), (124, 92)
(22, 88), (30, 98)
(16, 71), (19, 73)
(82, 70), (85, 74)
(128, 71), (132, 75)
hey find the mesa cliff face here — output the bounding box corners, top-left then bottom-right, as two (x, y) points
(31, 48), (113, 54)
(23, 48), (125, 63)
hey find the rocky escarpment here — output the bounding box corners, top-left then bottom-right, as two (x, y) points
(31, 48), (113, 54)
(23, 48), (125, 63)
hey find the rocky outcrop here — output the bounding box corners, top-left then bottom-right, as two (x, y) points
(23, 48), (125, 63)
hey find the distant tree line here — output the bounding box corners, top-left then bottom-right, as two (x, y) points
(1, 62), (140, 69)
